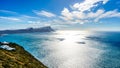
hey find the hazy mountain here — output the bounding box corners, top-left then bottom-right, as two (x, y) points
(0, 26), (54, 34)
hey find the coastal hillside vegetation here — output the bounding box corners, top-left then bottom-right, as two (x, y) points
(0, 42), (47, 68)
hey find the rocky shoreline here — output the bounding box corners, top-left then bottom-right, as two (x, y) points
(0, 42), (47, 68)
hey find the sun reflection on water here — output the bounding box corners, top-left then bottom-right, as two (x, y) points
(0, 30), (119, 68)
(41, 30), (104, 68)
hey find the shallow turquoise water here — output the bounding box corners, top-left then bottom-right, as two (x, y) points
(0, 31), (120, 68)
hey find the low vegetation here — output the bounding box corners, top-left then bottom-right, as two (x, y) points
(0, 42), (47, 68)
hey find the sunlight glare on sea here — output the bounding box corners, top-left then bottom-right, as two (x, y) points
(1, 30), (120, 68)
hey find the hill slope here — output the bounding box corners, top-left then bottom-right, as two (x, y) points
(0, 42), (47, 68)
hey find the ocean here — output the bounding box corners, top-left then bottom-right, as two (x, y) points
(0, 30), (120, 68)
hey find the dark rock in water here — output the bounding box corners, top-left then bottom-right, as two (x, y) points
(0, 26), (54, 34)
(0, 42), (47, 68)
(77, 42), (86, 44)
(86, 36), (103, 41)
(57, 38), (65, 41)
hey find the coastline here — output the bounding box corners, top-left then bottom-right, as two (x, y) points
(0, 42), (47, 68)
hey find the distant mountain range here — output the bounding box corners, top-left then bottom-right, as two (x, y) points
(0, 26), (54, 34)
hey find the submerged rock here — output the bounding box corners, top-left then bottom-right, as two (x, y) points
(0, 42), (47, 68)
(57, 38), (65, 41)
(77, 42), (86, 44)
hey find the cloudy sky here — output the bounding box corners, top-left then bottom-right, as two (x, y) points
(0, 0), (120, 31)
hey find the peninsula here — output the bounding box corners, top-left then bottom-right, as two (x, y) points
(0, 26), (54, 34)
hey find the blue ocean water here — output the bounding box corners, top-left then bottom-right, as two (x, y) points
(0, 31), (120, 68)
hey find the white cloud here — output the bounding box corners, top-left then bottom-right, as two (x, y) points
(87, 9), (105, 18)
(0, 16), (21, 21)
(60, 0), (120, 24)
(61, 8), (73, 20)
(72, 0), (108, 11)
(33, 10), (56, 17)
(0, 10), (18, 15)
(44, 23), (51, 26)
(21, 15), (39, 19)
(95, 10), (120, 22)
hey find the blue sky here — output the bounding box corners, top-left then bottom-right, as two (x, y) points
(0, 0), (120, 31)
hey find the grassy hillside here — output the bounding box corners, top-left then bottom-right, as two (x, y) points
(0, 42), (47, 68)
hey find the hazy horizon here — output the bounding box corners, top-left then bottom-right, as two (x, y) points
(0, 26), (120, 32)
